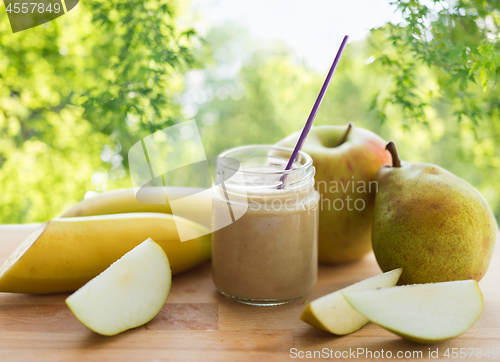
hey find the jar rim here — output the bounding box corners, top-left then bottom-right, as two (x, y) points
(217, 144), (313, 176)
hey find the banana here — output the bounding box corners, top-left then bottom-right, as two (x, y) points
(0, 213), (211, 294)
(60, 187), (212, 228)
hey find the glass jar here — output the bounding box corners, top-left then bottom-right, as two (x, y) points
(212, 145), (319, 306)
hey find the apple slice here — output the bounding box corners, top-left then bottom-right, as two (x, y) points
(300, 268), (402, 335)
(343, 280), (484, 344)
(66, 238), (171, 336)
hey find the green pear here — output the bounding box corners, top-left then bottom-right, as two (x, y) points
(343, 280), (484, 344)
(300, 268), (402, 335)
(277, 124), (391, 263)
(372, 142), (497, 285)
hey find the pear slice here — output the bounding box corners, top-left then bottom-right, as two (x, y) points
(66, 238), (171, 336)
(343, 280), (484, 344)
(300, 268), (402, 335)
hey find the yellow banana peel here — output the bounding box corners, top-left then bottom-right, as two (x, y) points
(0, 213), (211, 294)
(60, 187), (212, 228)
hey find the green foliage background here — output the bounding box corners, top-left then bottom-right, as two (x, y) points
(0, 0), (198, 222)
(0, 0), (499, 223)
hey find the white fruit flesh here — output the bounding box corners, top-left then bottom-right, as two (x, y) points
(301, 268), (402, 335)
(66, 238), (171, 336)
(343, 280), (483, 344)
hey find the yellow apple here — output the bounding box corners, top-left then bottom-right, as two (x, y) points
(66, 238), (171, 336)
(277, 123), (391, 263)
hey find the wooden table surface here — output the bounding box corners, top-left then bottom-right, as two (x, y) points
(0, 225), (498, 362)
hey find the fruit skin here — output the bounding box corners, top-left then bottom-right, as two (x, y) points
(66, 238), (172, 336)
(343, 280), (484, 344)
(373, 161), (497, 285)
(277, 124), (391, 263)
(60, 187), (212, 228)
(300, 268), (402, 335)
(0, 213), (211, 293)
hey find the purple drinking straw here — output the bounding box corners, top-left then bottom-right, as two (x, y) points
(280, 35), (349, 187)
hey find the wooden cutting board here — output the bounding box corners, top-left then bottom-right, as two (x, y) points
(0, 225), (498, 362)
